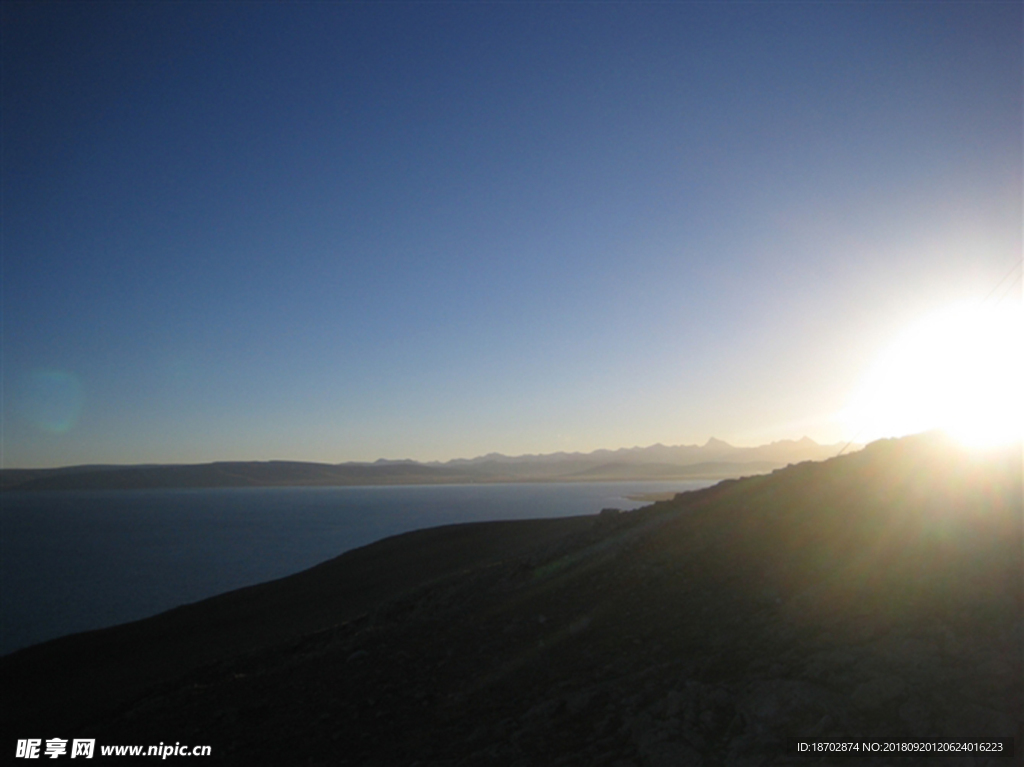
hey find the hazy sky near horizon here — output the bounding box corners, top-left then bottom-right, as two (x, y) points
(3, 2), (1021, 468)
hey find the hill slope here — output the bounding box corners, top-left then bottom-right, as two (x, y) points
(2, 433), (1019, 765)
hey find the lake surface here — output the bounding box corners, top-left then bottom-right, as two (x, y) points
(0, 480), (713, 655)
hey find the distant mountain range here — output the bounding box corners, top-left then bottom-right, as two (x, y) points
(0, 437), (856, 491)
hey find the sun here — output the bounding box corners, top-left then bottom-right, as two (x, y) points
(844, 301), (1023, 449)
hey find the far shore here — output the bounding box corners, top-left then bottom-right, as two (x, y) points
(1, 465), (778, 493)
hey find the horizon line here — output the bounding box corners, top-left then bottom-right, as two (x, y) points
(1, 434), (859, 472)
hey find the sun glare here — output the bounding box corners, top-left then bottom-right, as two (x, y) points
(844, 301), (1023, 449)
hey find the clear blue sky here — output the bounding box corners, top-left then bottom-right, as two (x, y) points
(2, 2), (1020, 468)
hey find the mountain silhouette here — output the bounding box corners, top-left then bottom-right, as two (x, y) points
(1, 438), (854, 491)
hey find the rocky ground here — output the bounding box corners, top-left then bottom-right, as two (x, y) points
(4, 434), (1021, 765)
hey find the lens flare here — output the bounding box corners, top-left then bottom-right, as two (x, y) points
(22, 369), (84, 434)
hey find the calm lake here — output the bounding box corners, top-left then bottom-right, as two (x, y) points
(0, 480), (714, 655)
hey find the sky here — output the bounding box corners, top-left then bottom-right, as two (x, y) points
(2, 1), (1021, 468)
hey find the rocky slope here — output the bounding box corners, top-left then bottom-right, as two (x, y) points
(4, 433), (1020, 765)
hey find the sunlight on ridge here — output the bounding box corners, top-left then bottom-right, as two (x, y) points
(843, 301), (1023, 449)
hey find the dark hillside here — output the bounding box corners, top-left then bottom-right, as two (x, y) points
(1, 517), (597, 737)
(3, 433), (1020, 765)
